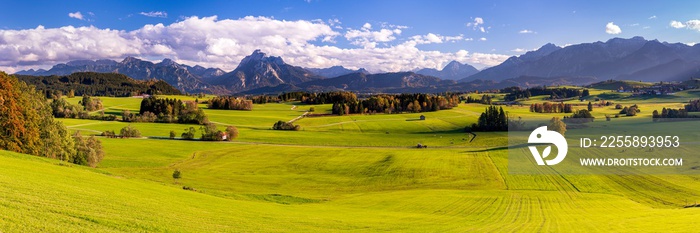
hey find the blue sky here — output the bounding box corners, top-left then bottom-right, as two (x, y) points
(1, 0), (699, 73)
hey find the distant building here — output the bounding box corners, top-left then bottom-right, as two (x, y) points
(419, 115), (426, 120)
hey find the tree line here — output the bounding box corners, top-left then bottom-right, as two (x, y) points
(503, 86), (589, 101)
(207, 96), (253, 110)
(0, 72), (104, 167)
(50, 96), (117, 121)
(529, 102), (574, 113)
(17, 72), (181, 97)
(464, 95), (493, 105)
(331, 93), (460, 115)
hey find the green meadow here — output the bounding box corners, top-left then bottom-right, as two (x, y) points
(3, 89), (700, 232)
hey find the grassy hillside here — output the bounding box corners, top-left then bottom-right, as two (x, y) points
(5, 92), (700, 232)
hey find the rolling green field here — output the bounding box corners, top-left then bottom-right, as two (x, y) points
(3, 91), (700, 232)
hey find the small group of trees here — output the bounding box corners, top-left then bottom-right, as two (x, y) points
(50, 98), (84, 118)
(72, 131), (105, 167)
(101, 125), (142, 138)
(273, 121), (301, 131)
(468, 106), (509, 131)
(652, 108), (694, 121)
(684, 99), (700, 112)
(619, 104), (640, 116)
(120, 125), (142, 138)
(179, 124), (239, 141)
(563, 109), (595, 123)
(529, 102), (574, 113)
(138, 97), (207, 124)
(464, 95), (493, 105)
(50, 97), (116, 121)
(79, 96), (103, 111)
(207, 96), (253, 110)
(121, 110), (158, 122)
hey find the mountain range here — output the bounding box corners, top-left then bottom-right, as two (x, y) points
(463, 36), (700, 83)
(15, 37), (700, 94)
(416, 61), (479, 80)
(16, 57), (225, 93)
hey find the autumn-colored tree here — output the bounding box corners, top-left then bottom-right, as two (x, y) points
(226, 126), (239, 140)
(0, 72), (105, 167)
(548, 117), (567, 136)
(0, 72), (42, 155)
(72, 131), (104, 167)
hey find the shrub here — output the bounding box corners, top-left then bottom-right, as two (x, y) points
(173, 169), (181, 179)
(564, 109), (594, 123)
(181, 127), (197, 140)
(273, 120), (301, 131)
(226, 126), (239, 140)
(101, 130), (117, 138)
(169, 130), (176, 139)
(119, 125), (141, 138)
(201, 123), (226, 141)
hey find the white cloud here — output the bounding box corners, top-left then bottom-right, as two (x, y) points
(649, 15), (657, 19)
(140, 11), (168, 18)
(670, 20), (686, 28)
(425, 33), (442, 43)
(479, 37), (487, 41)
(686, 20), (700, 31)
(511, 48), (526, 53)
(68, 11), (84, 20)
(629, 23), (639, 27)
(518, 29), (535, 34)
(466, 17), (484, 28)
(345, 26), (398, 48)
(605, 22), (621, 34)
(669, 19), (700, 31)
(0, 16), (509, 73)
(685, 42), (697, 46)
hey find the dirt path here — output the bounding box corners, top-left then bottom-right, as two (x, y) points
(288, 111), (309, 123)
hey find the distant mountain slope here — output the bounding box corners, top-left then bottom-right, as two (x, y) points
(210, 50), (323, 92)
(16, 72), (182, 96)
(306, 66), (369, 78)
(616, 59), (700, 82)
(15, 58), (223, 93)
(243, 72), (459, 94)
(461, 37), (700, 83)
(416, 60), (479, 80)
(298, 72), (450, 90)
